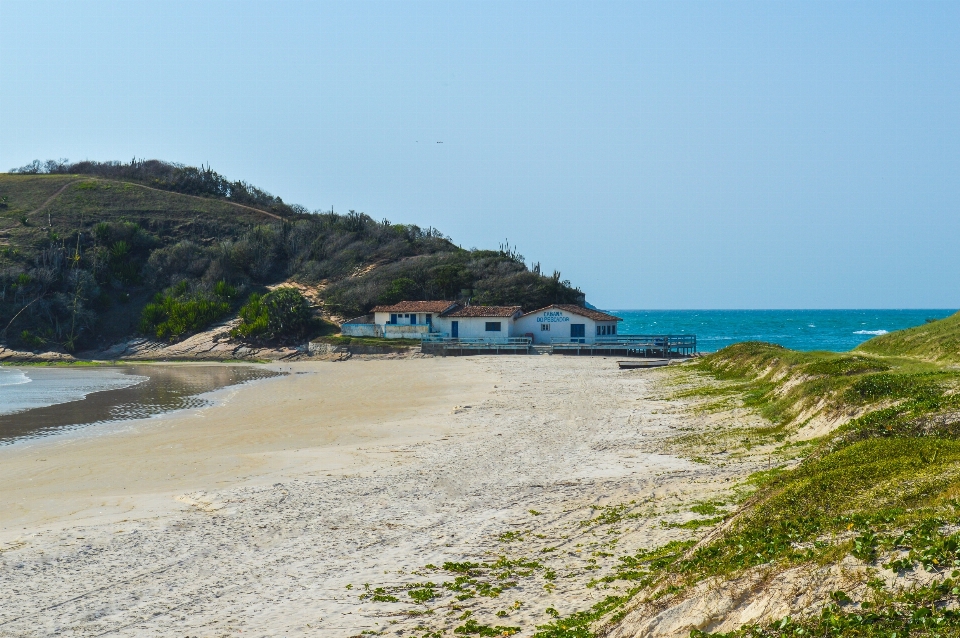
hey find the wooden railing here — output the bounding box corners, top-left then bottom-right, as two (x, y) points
(550, 334), (697, 353)
(594, 334), (697, 348)
(422, 336), (532, 346)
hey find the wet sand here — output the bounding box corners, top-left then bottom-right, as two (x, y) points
(0, 364), (280, 443)
(0, 357), (768, 637)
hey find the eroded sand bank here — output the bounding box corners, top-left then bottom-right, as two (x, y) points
(0, 356), (768, 637)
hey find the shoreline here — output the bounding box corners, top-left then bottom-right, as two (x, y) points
(0, 356), (772, 637)
(0, 363), (282, 444)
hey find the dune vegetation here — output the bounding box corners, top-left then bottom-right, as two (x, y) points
(519, 314), (960, 638)
(579, 314), (960, 638)
(857, 312), (960, 363)
(0, 159), (582, 352)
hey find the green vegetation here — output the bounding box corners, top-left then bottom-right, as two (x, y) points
(231, 287), (313, 341)
(453, 619), (520, 636)
(408, 586), (439, 604)
(691, 341), (952, 427)
(668, 344), (959, 576)
(616, 330), (960, 636)
(533, 590), (643, 638)
(857, 311), (960, 362)
(139, 280), (235, 341)
(0, 160), (583, 351)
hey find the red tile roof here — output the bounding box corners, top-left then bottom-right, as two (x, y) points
(521, 304), (622, 322)
(372, 301), (459, 313)
(445, 305), (522, 318)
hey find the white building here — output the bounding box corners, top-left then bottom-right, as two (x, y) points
(438, 305), (522, 339)
(355, 301), (622, 343)
(370, 301), (458, 339)
(514, 304), (622, 345)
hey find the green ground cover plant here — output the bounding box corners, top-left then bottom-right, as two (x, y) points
(453, 618), (520, 636)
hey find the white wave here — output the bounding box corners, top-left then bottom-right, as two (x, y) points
(0, 369), (143, 417)
(0, 369), (31, 387)
(854, 329), (888, 335)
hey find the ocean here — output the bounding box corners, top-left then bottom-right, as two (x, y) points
(609, 309), (957, 353)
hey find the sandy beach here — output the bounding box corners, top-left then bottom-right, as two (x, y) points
(0, 356), (771, 637)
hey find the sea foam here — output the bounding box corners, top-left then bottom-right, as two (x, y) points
(853, 329), (889, 335)
(0, 369), (31, 387)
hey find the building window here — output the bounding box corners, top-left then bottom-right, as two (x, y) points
(485, 322), (502, 332)
(541, 323), (550, 331)
(612, 324), (616, 334)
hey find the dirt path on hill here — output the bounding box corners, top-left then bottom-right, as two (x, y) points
(25, 177), (284, 222)
(25, 179), (84, 218)
(108, 179), (285, 220)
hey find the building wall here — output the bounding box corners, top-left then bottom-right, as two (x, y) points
(433, 316), (516, 339)
(373, 311), (436, 326)
(514, 309), (617, 344)
(341, 323), (381, 338)
(373, 311), (440, 338)
(383, 324), (432, 339)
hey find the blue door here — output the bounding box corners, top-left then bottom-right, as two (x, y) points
(451, 321), (459, 338)
(571, 324), (585, 343)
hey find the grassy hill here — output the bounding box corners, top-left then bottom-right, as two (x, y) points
(0, 161), (583, 352)
(857, 311), (960, 362)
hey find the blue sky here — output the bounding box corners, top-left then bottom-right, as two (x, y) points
(1, 1), (958, 309)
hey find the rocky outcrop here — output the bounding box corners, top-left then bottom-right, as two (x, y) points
(91, 319), (306, 361)
(0, 346), (77, 363)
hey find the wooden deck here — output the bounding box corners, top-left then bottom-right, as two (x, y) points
(551, 335), (697, 357)
(420, 337), (533, 356)
(420, 334), (696, 357)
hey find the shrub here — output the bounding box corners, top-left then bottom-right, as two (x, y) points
(231, 287), (312, 341)
(139, 280), (235, 341)
(19, 330), (46, 349)
(377, 277), (418, 305)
